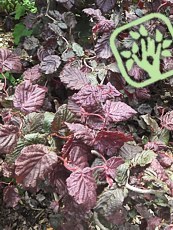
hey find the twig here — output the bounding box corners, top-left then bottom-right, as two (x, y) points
(45, 0), (56, 22)
(126, 183), (164, 195)
(93, 212), (110, 230)
(53, 192), (59, 201)
(91, 150), (107, 164)
(35, 209), (44, 219)
(83, 58), (94, 72)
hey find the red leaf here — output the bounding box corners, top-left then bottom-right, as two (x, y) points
(59, 64), (90, 90)
(3, 185), (20, 208)
(0, 48), (22, 73)
(71, 83), (121, 110)
(106, 157), (124, 179)
(161, 111), (173, 130)
(0, 125), (19, 154)
(66, 167), (97, 209)
(40, 55), (61, 74)
(103, 100), (137, 122)
(13, 81), (47, 113)
(93, 19), (115, 33)
(23, 64), (41, 82)
(15, 144), (58, 188)
(65, 122), (96, 146)
(94, 130), (133, 156)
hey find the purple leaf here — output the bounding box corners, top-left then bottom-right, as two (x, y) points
(15, 144), (58, 188)
(2, 162), (15, 178)
(66, 167), (97, 209)
(0, 125), (19, 154)
(3, 185), (20, 208)
(94, 130), (133, 156)
(96, 0), (116, 13)
(148, 159), (169, 182)
(147, 216), (162, 230)
(67, 98), (81, 116)
(161, 111), (173, 130)
(144, 141), (167, 152)
(135, 88), (151, 100)
(23, 36), (39, 50)
(48, 164), (68, 195)
(157, 152), (173, 168)
(13, 81), (47, 113)
(59, 64), (90, 90)
(95, 33), (113, 59)
(0, 48), (22, 73)
(128, 64), (145, 81)
(103, 100), (137, 122)
(40, 55), (61, 74)
(71, 83), (121, 110)
(83, 8), (103, 20)
(62, 138), (90, 169)
(65, 122), (96, 146)
(106, 157), (124, 179)
(23, 64), (41, 82)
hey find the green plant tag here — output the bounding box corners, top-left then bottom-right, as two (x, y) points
(110, 13), (173, 88)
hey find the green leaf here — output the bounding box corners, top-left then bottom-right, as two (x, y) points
(126, 58), (134, 71)
(58, 22), (68, 30)
(6, 139), (25, 163)
(158, 128), (170, 145)
(13, 23), (32, 45)
(72, 42), (84, 57)
(162, 39), (172, 49)
(22, 112), (45, 135)
(106, 63), (120, 73)
(24, 133), (48, 144)
(95, 184), (128, 216)
(43, 112), (55, 133)
(161, 50), (172, 57)
(155, 29), (163, 42)
(129, 31), (140, 40)
(115, 163), (129, 186)
(15, 3), (26, 20)
(0, 72), (16, 86)
(51, 104), (75, 132)
(141, 114), (160, 133)
(120, 50), (132, 58)
(132, 42), (139, 54)
(139, 25), (148, 37)
(131, 150), (156, 167)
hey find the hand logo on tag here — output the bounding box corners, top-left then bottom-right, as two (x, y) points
(110, 13), (173, 88)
